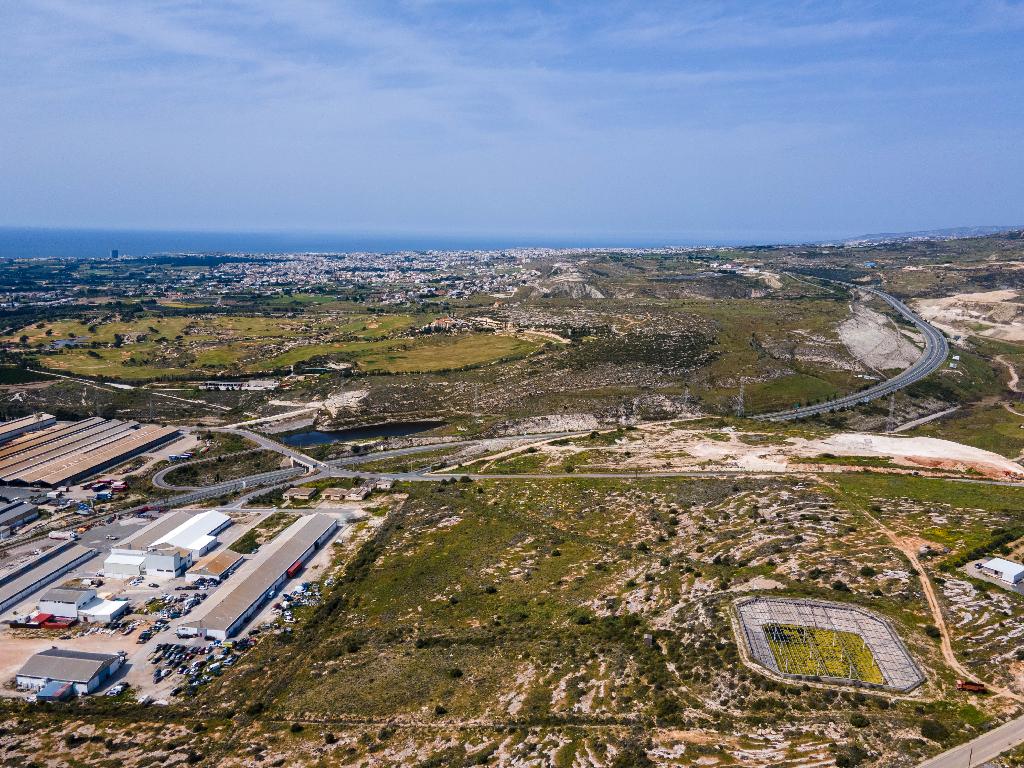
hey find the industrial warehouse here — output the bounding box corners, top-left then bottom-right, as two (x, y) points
(16, 648), (124, 696)
(37, 585), (129, 625)
(186, 548), (245, 582)
(0, 498), (39, 539)
(0, 413), (180, 487)
(104, 510), (232, 577)
(0, 541), (97, 615)
(179, 513), (337, 640)
(0, 413), (56, 444)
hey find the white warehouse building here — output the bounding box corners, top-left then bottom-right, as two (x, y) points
(979, 557), (1024, 584)
(37, 587), (129, 625)
(104, 510), (231, 578)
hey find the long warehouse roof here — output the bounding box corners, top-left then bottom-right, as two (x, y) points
(0, 418), (109, 465)
(0, 417), (179, 486)
(0, 413), (55, 444)
(0, 543), (96, 612)
(0, 421), (138, 479)
(115, 511), (192, 551)
(183, 514), (336, 634)
(27, 426), (179, 486)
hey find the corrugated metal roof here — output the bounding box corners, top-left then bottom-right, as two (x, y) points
(153, 510), (229, 552)
(0, 544), (96, 612)
(0, 501), (37, 527)
(17, 647), (119, 684)
(39, 587), (92, 604)
(0, 413), (55, 444)
(0, 417), (179, 486)
(188, 548), (244, 577)
(115, 512), (190, 551)
(30, 426), (180, 486)
(183, 514), (336, 634)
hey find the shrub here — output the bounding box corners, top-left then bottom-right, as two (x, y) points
(920, 718), (948, 742)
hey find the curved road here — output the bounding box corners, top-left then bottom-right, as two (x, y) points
(756, 281), (949, 421)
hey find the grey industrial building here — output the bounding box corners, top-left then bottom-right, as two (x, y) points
(179, 513), (337, 640)
(0, 414), (180, 487)
(0, 499), (39, 539)
(0, 541), (96, 615)
(16, 648), (124, 695)
(0, 413), (55, 445)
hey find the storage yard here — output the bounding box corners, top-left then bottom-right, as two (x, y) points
(0, 414), (180, 487)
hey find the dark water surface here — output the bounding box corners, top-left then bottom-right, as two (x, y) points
(280, 420), (446, 447)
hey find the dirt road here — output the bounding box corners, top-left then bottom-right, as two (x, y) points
(863, 509), (1020, 700)
(996, 355), (1021, 393)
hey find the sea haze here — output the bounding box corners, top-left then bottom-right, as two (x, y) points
(0, 227), (833, 259)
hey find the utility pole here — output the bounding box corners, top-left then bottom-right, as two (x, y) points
(886, 393), (896, 433)
(734, 380), (745, 418)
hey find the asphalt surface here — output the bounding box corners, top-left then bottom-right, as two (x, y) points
(917, 715), (1024, 767)
(210, 427), (325, 469)
(756, 281), (950, 421)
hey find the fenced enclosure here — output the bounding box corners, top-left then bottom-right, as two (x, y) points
(735, 596), (924, 692)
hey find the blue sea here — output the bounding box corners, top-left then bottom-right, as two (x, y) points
(0, 226), (819, 259)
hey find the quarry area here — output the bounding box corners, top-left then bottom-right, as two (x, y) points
(459, 421), (1024, 480)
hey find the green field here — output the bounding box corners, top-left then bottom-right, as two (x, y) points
(765, 623), (884, 684)
(16, 306), (543, 380)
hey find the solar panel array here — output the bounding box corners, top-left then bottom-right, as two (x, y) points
(735, 596), (924, 692)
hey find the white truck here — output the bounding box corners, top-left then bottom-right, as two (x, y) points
(47, 530), (79, 541)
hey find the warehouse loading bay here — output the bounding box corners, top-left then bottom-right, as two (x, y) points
(0, 414), (365, 703)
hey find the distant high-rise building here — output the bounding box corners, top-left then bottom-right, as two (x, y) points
(110, 249), (118, 258)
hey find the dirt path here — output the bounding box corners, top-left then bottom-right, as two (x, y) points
(997, 355), (1021, 393)
(863, 509), (1021, 701)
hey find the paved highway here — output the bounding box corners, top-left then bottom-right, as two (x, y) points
(917, 715), (1024, 767)
(756, 282), (949, 421)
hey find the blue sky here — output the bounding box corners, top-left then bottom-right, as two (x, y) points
(1, 1), (1022, 243)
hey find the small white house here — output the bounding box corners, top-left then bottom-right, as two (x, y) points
(979, 557), (1024, 584)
